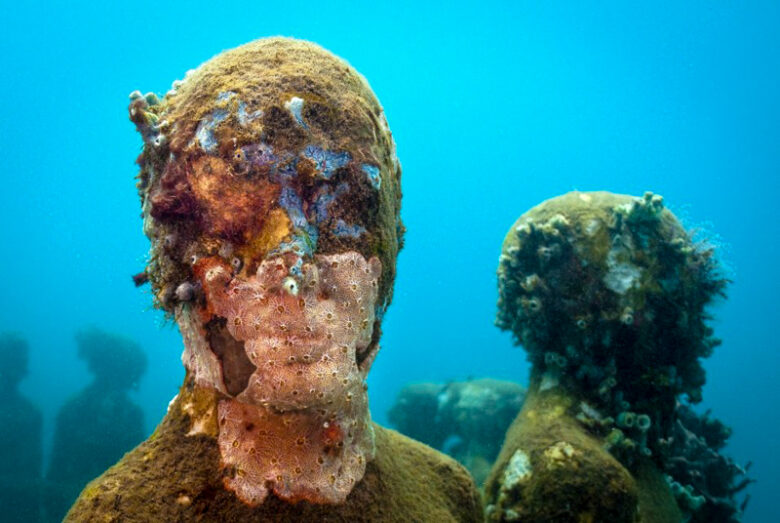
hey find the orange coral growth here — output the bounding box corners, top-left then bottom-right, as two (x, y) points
(190, 256), (231, 319)
(237, 208), (292, 274)
(322, 420), (344, 448)
(188, 155), (280, 243)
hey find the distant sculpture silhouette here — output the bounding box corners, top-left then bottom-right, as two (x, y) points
(45, 327), (147, 522)
(0, 332), (43, 522)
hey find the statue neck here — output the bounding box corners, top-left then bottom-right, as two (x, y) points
(174, 374), (374, 506)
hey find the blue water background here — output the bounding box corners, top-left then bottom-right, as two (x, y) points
(1, 1), (777, 520)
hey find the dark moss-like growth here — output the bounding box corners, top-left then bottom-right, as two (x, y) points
(486, 191), (748, 522)
(660, 405), (753, 522)
(497, 191), (725, 422)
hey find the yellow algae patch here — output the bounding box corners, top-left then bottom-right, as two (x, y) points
(182, 386), (219, 437)
(543, 441), (579, 469)
(239, 208), (292, 263)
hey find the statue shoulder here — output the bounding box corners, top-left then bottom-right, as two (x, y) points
(67, 412), (482, 522)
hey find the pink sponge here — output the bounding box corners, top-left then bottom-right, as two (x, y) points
(182, 251), (381, 504)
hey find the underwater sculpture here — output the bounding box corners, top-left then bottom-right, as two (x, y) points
(484, 191), (751, 522)
(46, 327), (147, 521)
(389, 378), (525, 485)
(0, 333), (43, 522)
(66, 38), (482, 521)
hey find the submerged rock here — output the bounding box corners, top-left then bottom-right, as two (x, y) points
(389, 378), (525, 485)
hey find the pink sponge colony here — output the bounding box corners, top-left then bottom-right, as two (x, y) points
(217, 391), (371, 505)
(178, 251), (382, 505)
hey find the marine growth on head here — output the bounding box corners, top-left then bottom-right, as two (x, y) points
(130, 37), (403, 506)
(496, 191), (727, 456)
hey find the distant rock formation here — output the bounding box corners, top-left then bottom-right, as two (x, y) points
(389, 378), (526, 485)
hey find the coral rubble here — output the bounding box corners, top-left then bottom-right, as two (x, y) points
(485, 191), (749, 522)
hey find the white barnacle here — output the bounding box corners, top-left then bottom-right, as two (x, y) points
(282, 276), (299, 296)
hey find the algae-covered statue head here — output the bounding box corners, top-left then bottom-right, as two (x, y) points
(496, 191), (727, 451)
(130, 38), (403, 506)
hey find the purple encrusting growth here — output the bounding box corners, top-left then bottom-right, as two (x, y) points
(304, 145), (351, 179)
(271, 155), (300, 184)
(129, 91), (165, 147)
(361, 164), (381, 189)
(278, 187), (318, 257)
(240, 143), (277, 170)
(186, 90), (377, 272)
(312, 183), (350, 223)
(279, 187), (308, 229)
(216, 91), (236, 103)
(234, 141), (359, 261)
(272, 179), (319, 263)
(332, 219), (366, 238)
